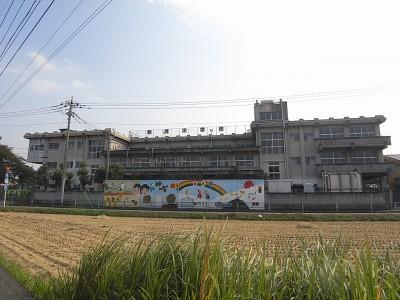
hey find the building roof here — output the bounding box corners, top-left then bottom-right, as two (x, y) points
(24, 128), (129, 142)
(385, 154), (400, 161)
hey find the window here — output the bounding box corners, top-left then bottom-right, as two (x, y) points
(306, 156), (316, 165)
(132, 157), (151, 168)
(351, 151), (378, 163)
(349, 126), (375, 137)
(304, 132), (314, 141)
(261, 132), (284, 154)
(75, 161), (81, 169)
(235, 154), (254, 167)
(320, 152), (347, 164)
(88, 139), (104, 159)
(68, 141), (74, 149)
(291, 156), (301, 165)
(48, 142), (59, 150)
(181, 156), (201, 167)
(209, 155), (228, 167)
(268, 162), (280, 179)
(30, 143), (44, 151)
(110, 157), (127, 168)
(319, 127), (344, 139)
(90, 165), (99, 177)
(290, 133), (300, 141)
(46, 162), (57, 169)
(260, 111), (282, 121)
(77, 141), (84, 149)
(156, 157), (175, 168)
(67, 161), (74, 169)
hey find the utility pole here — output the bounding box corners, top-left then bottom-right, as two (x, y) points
(60, 96), (75, 206)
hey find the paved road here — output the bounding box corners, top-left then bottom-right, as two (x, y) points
(0, 268), (34, 300)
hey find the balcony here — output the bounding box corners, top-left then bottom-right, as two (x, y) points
(316, 162), (392, 174)
(315, 136), (391, 150)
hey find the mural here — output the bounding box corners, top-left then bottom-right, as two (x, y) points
(104, 179), (264, 210)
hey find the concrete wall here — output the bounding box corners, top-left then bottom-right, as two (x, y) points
(3, 190), (391, 211)
(31, 191), (104, 208)
(265, 192), (390, 211)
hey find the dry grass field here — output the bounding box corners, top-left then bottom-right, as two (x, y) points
(0, 211), (399, 276)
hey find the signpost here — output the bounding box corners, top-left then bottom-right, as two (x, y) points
(3, 165), (11, 207)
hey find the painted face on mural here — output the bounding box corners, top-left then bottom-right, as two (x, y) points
(141, 184), (150, 195)
(133, 184), (141, 195)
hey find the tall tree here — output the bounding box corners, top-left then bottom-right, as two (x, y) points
(77, 162), (91, 190)
(0, 144), (37, 187)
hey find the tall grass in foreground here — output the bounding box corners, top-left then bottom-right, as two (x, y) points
(37, 231), (400, 300)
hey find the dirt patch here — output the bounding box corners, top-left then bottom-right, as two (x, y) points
(0, 212), (399, 276)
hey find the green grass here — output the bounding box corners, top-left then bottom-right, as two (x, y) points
(1, 230), (400, 299)
(0, 251), (49, 298)
(1, 205), (400, 221)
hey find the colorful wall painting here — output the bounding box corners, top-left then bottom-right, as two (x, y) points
(104, 179), (264, 210)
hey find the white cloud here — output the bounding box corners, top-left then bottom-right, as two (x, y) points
(71, 79), (93, 90)
(27, 51), (55, 72)
(29, 79), (61, 93)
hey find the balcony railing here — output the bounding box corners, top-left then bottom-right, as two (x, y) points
(315, 136), (391, 150)
(316, 162), (392, 174)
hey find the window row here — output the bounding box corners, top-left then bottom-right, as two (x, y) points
(112, 155), (255, 168)
(320, 151), (379, 164)
(259, 111), (282, 121)
(30, 140), (93, 151)
(318, 126), (376, 139)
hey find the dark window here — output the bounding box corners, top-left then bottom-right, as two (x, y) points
(268, 161), (280, 179)
(351, 151), (378, 163)
(290, 133), (300, 141)
(48, 142), (59, 150)
(291, 157), (301, 165)
(260, 111), (282, 121)
(349, 126), (375, 137)
(46, 162), (57, 169)
(306, 156), (316, 165)
(320, 152), (347, 164)
(319, 127), (344, 139)
(235, 154), (254, 167)
(261, 132), (284, 153)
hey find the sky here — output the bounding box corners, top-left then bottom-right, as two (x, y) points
(0, 0), (400, 158)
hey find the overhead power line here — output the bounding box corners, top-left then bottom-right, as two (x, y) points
(0, 0), (15, 31)
(0, 0), (27, 49)
(0, 0), (56, 80)
(0, 0), (114, 110)
(0, 0), (41, 63)
(0, 0), (84, 105)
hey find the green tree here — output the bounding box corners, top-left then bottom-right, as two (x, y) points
(77, 162), (91, 189)
(51, 169), (73, 190)
(109, 165), (123, 180)
(0, 144), (37, 187)
(94, 167), (106, 184)
(37, 165), (49, 190)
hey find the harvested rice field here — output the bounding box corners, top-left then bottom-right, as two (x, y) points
(0, 211), (399, 276)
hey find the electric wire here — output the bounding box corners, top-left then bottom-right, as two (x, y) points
(0, 0), (27, 49)
(0, 104), (64, 115)
(0, 0), (15, 31)
(0, 0), (114, 109)
(0, 0), (56, 79)
(0, 0), (41, 62)
(0, 0), (84, 104)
